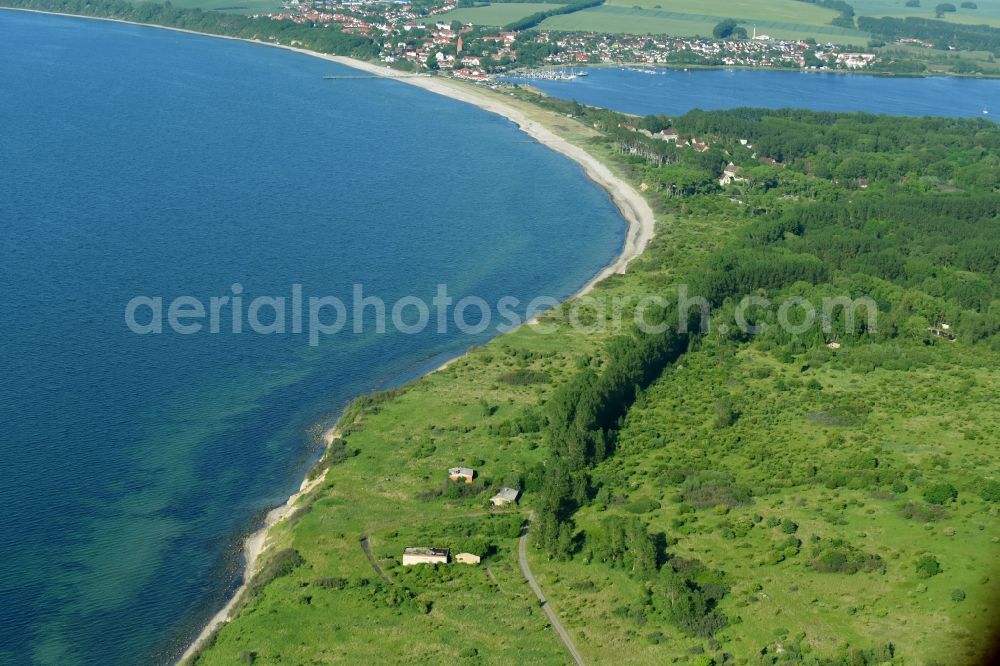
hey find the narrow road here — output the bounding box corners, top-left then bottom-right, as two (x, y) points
(518, 513), (586, 666)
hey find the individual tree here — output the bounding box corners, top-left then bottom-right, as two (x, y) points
(712, 19), (747, 39)
(979, 480), (1000, 502)
(923, 482), (958, 504)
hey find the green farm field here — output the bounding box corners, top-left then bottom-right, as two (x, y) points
(530, 0), (871, 44)
(853, 0), (1000, 28)
(539, 6), (870, 44)
(421, 3), (562, 27)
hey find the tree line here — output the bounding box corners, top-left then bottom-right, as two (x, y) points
(502, 0), (604, 32)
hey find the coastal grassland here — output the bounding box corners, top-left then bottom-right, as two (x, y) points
(423, 3), (564, 27)
(187, 278), (684, 665)
(192, 94), (1000, 664)
(537, 7), (871, 45)
(188, 328), (590, 664)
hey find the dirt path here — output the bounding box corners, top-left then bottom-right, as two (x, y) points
(359, 533), (392, 583)
(518, 513), (586, 666)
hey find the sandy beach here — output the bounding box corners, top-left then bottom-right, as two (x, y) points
(1, 9), (655, 663)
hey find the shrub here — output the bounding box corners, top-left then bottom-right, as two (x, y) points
(916, 555), (941, 578)
(900, 501), (947, 522)
(951, 589), (966, 602)
(809, 540), (885, 574)
(625, 498), (662, 514)
(250, 549), (305, 594)
(498, 369), (550, 385)
(315, 577), (348, 589)
(923, 483), (957, 505)
(978, 480), (1000, 502)
(682, 472), (752, 509)
(780, 518), (799, 534)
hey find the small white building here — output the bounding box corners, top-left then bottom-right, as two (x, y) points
(449, 467), (475, 483)
(455, 552), (481, 564)
(402, 547), (449, 566)
(490, 487), (520, 507)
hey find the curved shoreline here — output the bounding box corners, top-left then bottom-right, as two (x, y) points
(0, 9), (655, 663)
(1, 7), (654, 300)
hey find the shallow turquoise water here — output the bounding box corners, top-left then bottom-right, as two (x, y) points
(0, 11), (625, 664)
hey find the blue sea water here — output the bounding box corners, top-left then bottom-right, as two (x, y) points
(0, 11), (627, 665)
(508, 67), (1000, 117)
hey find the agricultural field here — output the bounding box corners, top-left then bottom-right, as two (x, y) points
(421, 3), (563, 27)
(606, 0), (839, 25)
(853, 0), (1000, 28)
(539, 6), (870, 44)
(531, 0), (870, 44)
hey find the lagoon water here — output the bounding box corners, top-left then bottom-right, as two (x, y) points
(0, 11), (627, 665)
(510, 67), (1000, 118)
